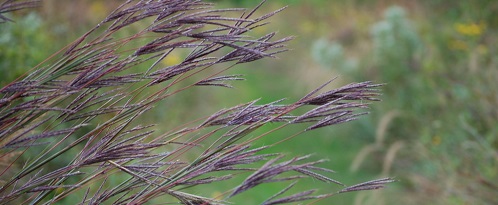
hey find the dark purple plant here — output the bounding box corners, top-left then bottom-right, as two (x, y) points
(0, 0), (393, 204)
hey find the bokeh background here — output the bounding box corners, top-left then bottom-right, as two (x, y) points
(1, 0), (497, 204)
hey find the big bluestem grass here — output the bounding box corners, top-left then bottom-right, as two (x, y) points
(0, 0), (40, 23)
(0, 0), (393, 204)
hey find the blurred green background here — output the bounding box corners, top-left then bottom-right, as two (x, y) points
(1, 0), (497, 204)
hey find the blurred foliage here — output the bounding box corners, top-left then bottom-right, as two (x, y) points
(311, 2), (498, 204)
(0, 12), (54, 86)
(311, 38), (359, 75)
(370, 6), (421, 84)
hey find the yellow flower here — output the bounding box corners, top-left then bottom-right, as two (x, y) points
(477, 44), (488, 55)
(89, 1), (108, 21)
(55, 187), (65, 195)
(251, 24), (268, 36)
(211, 191), (223, 200)
(431, 135), (441, 146)
(454, 22), (486, 36)
(162, 53), (182, 66)
(300, 20), (316, 35)
(449, 39), (468, 50)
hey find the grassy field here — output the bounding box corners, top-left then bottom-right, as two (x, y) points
(1, 0), (497, 204)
